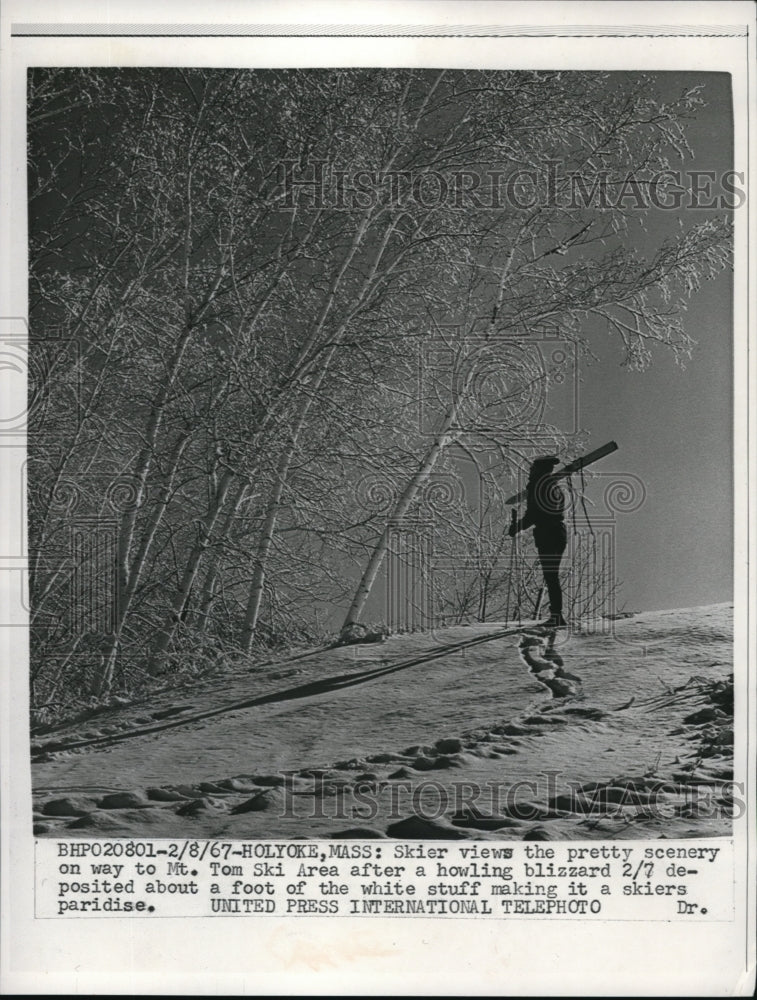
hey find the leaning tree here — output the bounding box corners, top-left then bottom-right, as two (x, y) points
(27, 69), (731, 709)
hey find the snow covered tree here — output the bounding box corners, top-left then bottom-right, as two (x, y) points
(27, 68), (731, 709)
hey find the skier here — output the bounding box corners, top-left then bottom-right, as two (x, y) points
(509, 455), (568, 628)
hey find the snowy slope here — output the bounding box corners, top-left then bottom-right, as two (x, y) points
(32, 604), (734, 841)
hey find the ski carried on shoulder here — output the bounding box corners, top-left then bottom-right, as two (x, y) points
(504, 440), (618, 505)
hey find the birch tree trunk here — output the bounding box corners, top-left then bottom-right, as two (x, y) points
(147, 465), (236, 670)
(340, 244), (519, 633)
(97, 432), (190, 694)
(238, 211), (401, 651)
(341, 415), (460, 631)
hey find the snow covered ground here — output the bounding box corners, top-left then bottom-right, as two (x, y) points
(31, 604), (734, 841)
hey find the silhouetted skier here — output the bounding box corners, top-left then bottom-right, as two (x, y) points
(509, 456), (568, 627)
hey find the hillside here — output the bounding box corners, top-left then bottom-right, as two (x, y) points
(32, 604), (734, 841)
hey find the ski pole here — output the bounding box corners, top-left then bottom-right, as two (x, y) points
(504, 510), (517, 624)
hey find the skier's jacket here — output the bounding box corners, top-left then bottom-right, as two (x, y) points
(517, 474), (566, 534)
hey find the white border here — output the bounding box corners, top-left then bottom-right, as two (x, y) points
(1, 2), (754, 995)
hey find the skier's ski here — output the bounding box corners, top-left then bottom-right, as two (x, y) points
(505, 440), (619, 505)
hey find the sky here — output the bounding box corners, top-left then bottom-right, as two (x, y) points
(574, 72), (733, 612)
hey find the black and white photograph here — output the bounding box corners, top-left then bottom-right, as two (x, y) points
(1, 2), (754, 995)
(26, 63), (737, 843)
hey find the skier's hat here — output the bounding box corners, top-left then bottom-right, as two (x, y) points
(530, 454), (560, 470)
